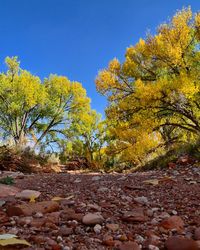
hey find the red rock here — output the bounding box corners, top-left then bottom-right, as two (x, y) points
(144, 232), (160, 248)
(0, 184), (20, 197)
(52, 245), (62, 250)
(102, 235), (115, 246)
(61, 208), (83, 222)
(45, 211), (61, 224)
(82, 213), (104, 225)
(159, 216), (184, 232)
(165, 236), (199, 250)
(30, 218), (46, 228)
(106, 223), (119, 232)
(194, 227), (200, 240)
(122, 208), (147, 223)
(168, 162), (176, 169)
(0, 210), (9, 223)
(30, 235), (46, 244)
(7, 201), (59, 216)
(118, 241), (140, 250)
(58, 226), (73, 236)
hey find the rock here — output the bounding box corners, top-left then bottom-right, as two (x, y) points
(159, 216), (184, 232)
(30, 218), (46, 228)
(168, 162), (176, 169)
(106, 223), (119, 232)
(144, 232), (160, 248)
(118, 241), (140, 250)
(61, 208), (83, 222)
(194, 227), (200, 240)
(97, 187), (109, 192)
(0, 210), (9, 223)
(0, 184), (20, 197)
(46, 211), (61, 224)
(149, 245), (159, 250)
(74, 178), (81, 183)
(116, 234), (128, 241)
(134, 196), (149, 205)
(122, 208), (148, 223)
(30, 235), (46, 244)
(34, 212), (44, 218)
(17, 216), (32, 226)
(58, 226), (73, 236)
(15, 189), (41, 200)
(0, 200), (6, 207)
(102, 235), (115, 246)
(94, 224), (102, 234)
(87, 203), (101, 211)
(82, 213), (104, 225)
(165, 236), (199, 250)
(91, 176), (101, 181)
(7, 201), (59, 216)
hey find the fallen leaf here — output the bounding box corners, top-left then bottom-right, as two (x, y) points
(52, 195), (74, 201)
(29, 195), (37, 203)
(143, 179), (159, 185)
(52, 196), (64, 201)
(0, 238), (30, 246)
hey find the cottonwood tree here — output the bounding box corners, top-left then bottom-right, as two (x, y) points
(96, 8), (200, 164)
(0, 57), (90, 149)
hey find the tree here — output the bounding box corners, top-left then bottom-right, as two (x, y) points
(0, 57), (90, 149)
(59, 110), (107, 164)
(96, 7), (200, 165)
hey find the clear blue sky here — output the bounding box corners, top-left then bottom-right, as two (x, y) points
(0, 0), (199, 115)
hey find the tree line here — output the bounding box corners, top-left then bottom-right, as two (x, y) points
(1, 8), (200, 170)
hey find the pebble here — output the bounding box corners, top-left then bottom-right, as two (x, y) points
(134, 196), (149, 205)
(82, 213), (104, 225)
(93, 224), (102, 234)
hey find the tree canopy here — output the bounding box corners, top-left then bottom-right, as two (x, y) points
(96, 7), (200, 165)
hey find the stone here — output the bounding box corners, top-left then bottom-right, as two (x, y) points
(15, 189), (41, 200)
(149, 245), (159, 250)
(7, 201), (59, 216)
(58, 226), (73, 236)
(159, 216), (184, 232)
(0, 184), (20, 198)
(194, 227), (200, 240)
(122, 208), (147, 223)
(97, 187), (109, 192)
(30, 218), (46, 228)
(61, 208), (83, 222)
(91, 176), (101, 181)
(94, 224), (102, 234)
(165, 236), (199, 250)
(168, 162), (176, 169)
(82, 213), (104, 225)
(134, 196), (149, 205)
(0, 200), (6, 207)
(106, 223), (119, 232)
(17, 216), (32, 226)
(87, 203), (101, 211)
(102, 235), (115, 246)
(118, 241), (140, 250)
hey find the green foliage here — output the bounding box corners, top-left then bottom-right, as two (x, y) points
(0, 176), (15, 185)
(0, 57), (91, 151)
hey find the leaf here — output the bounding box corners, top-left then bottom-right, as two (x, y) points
(0, 238), (31, 246)
(65, 195), (74, 200)
(29, 195), (37, 203)
(52, 195), (74, 201)
(143, 179), (159, 186)
(51, 196), (63, 201)
(0, 234), (17, 240)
